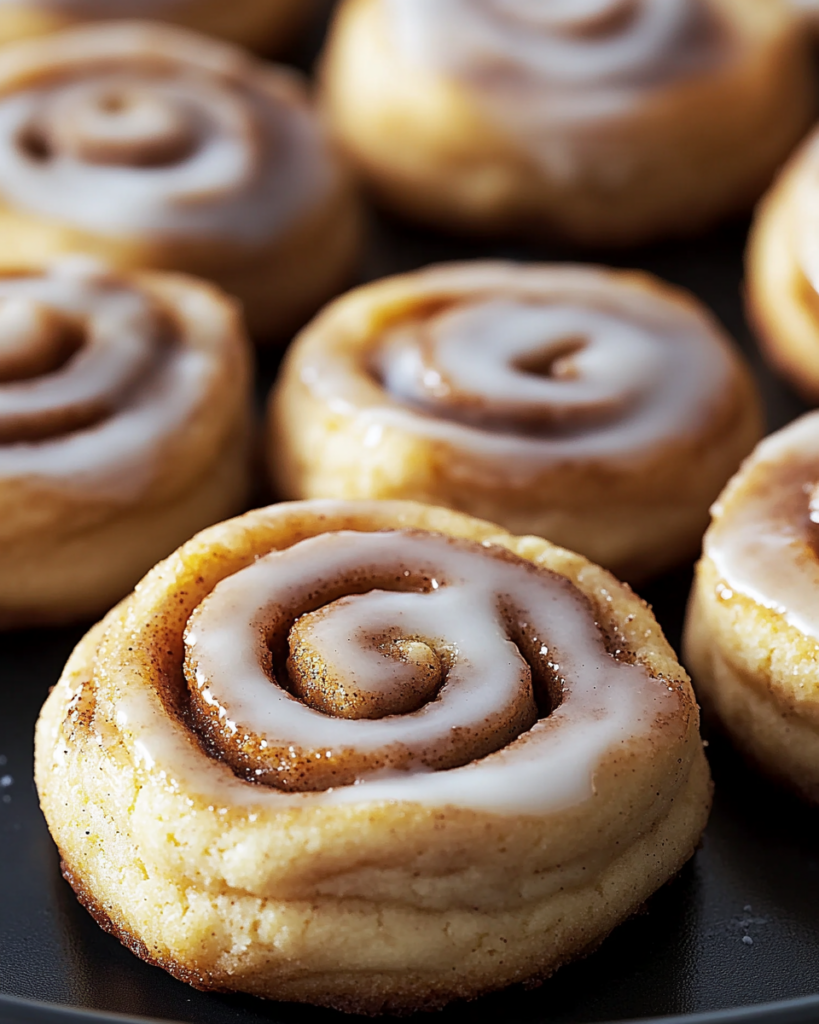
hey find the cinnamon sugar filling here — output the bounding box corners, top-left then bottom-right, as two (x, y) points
(182, 528), (651, 793)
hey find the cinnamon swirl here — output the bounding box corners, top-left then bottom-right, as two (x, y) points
(0, 0), (316, 54)
(0, 21), (360, 339)
(0, 259), (251, 628)
(684, 412), (819, 804)
(320, 0), (815, 244)
(269, 262), (762, 583)
(35, 499), (712, 1013)
(746, 122), (819, 403)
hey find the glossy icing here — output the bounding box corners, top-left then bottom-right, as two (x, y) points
(305, 263), (736, 475)
(109, 518), (674, 814)
(0, 24), (331, 242)
(384, 0), (724, 174)
(0, 261), (215, 498)
(706, 411), (819, 640)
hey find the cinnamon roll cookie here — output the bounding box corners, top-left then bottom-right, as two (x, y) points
(319, 0), (814, 245)
(746, 122), (819, 403)
(0, 0), (317, 53)
(684, 412), (819, 804)
(269, 262), (762, 583)
(35, 499), (712, 1012)
(0, 259), (251, 628)
(0, 22), (360, 339)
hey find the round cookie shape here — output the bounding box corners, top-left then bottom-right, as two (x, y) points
(746, 122), (819, 403)
(268, 261), (763, 582)
(684, 411), (819, 804)
(0, 21), (361, 339)
(34, 498), (712, 1013)
(0, 0), (318, 55)
(0, 258), (251, 627)
(319, 0), (815, 245)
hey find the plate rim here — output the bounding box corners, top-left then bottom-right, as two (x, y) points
(2, 991), (819, 1024)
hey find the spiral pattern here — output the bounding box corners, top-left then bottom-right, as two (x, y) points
(706, 411), (819, 641)
(0, 22), (331, 242)
(0, 260), (218, 497)
(312, 264), (737, 467)
(34, 498), (709, 1011)
(96, 502), (676, 813)
(385, 0), (725, 132)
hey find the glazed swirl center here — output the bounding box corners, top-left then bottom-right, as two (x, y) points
(379, 298), (664, 434)
(0, 298), (78, 384)
(386, 0), (718, 94)
(287, 599), (446, 719)
(0, 261), (216, 497)
(3, 69), (262, 235)
(46, 80), (199, 168)
(368, 282), (731, 460)
(0, 268), (167, 445)
(0, 27), (331, 242)
(183, 529), (645, 792)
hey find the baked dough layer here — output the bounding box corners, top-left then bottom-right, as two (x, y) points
(684, 413), (819, 803)
(686, 560), (819, 802)
(320, 0), (815, 245)
(36, 499), (712, 1013)
(746, 125), (819, 402)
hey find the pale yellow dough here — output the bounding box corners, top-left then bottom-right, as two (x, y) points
(746, 126), (819, 403)
(684, 419), (819, 803)
(686, 559), (819, 802)
(36, 500), (712, 1014)
(320, 0), (815, 245)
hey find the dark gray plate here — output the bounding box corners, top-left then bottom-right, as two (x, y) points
(1, 4), (819, 1017)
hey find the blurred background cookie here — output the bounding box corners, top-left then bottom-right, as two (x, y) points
(0, 21), (361, 340)
(0, 260), (252, 627)
(269, 261), (763, 582)
(320, 0), (815, 244)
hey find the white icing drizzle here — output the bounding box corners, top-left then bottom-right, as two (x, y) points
(380, 298), (664, 431)
(108, 523), (671, 814)
(0, 261), (214, 499)
(0, 24), (332, 242)
(706, 411), (819, 641)
(384, 0), (724, 176)
(307, 263), (735, 474)
(186, 532), (545, 761)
